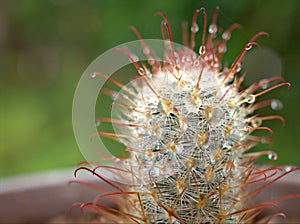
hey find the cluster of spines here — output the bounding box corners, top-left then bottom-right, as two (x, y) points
(71, 7), (300, 223)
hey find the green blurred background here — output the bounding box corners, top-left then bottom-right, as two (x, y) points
(1, 0), (299, 177)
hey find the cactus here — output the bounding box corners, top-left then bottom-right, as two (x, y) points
(72, 7), (300, 223)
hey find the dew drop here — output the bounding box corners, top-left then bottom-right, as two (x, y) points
(218, 45), (227, 53)
(143, 46), (150, 55)
(209, 24), (217, 34)
(130, 54), (139, 62)
(284, 165), (295, 172)
(111, 92), (118, 100)
(271, 99), (283, 111)
(213, 62), (219, 69)
(193, 59), (200, 67)
(90, 72), (97, 78)
(199, 45), (206, 55)
(204, 54), (213, 61)
(258, 79), (269, 89)
(251, 119), (262, 128)
(138, 67), (145, 75)
(245, 94), (256, 104)
(222, 31), (231, 40)
(245, 43), (252, 51)
(235, 62), (242, 73)
(96, 120), (101, 127)
(191, 23), (199, 33)
(267, 152), (278, 160)
(223, 142), (233, 149)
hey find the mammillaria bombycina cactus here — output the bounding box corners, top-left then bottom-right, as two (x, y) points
(72, 7), (300, 224)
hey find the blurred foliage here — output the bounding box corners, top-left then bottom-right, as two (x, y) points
(0, 0), (299, 176)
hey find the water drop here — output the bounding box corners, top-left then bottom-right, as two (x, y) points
(258, 79), (269, 89)
(271, 99), (283, 111)
(218, 45), (227, 53)
(111, 92), (118, 100)
(284, 165), (295, 172)
(138, 67), (145, 75)
(235, 62), (242, 73)
(90, 72), (97, 78)
(130, 54), (139, 62)
(267, 152), (278, 160)
(223, 142), (233, 149)
(222, 31), (231, 40)
(251, 119), (262, 128)
(143, 46), (150, 55)
(199, 45), (206, 55)
(96, 120), (101, 127)
(209, 24), (217, 34)
(193, 59), (200, 67)
(191, 23), (199, 33)
(245, 94), (256, 104)
(204, 54), (213, 61)
(213, 62), (219, 69)
(245, 43), (252, 51)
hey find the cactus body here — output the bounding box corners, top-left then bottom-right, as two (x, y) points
(73, 8), (299, 224)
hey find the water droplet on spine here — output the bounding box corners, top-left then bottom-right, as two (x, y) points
(251, 119), (262, 128)
(235, 62), (242, 73)
(284, 165), (295, 172)
(205, 54), (213, 61)
(271, 99), (283, 111)
(209, 24), (217, 34)
(193, 59), (200, 67)
(130, 54), (139, 62)
(90, 73), (97, 78)
(111, 92), (118, 100)
(222, 31), (231, 40)
(213, 62), (219, 69)
(143, 46), (150, 55)
(218, 45), (227, 53)
(258, 79), (269, 89)
(245, 43), (252, 51)
(138, 67), (145, 75)
(245, 94), (256, 104)
(96, 121), (101, 127)
(267, 152), (278, 160)
(199, 45), (206, 55)
(191, 23), (199, 33)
